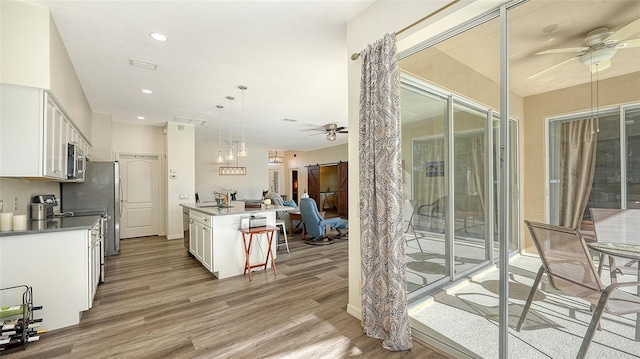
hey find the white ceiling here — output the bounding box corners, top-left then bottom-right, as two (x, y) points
(27, 0), (375, 152)
(28, 0), (640, 153)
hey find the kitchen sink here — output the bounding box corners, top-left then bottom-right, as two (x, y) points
(197, 204), (233, 209)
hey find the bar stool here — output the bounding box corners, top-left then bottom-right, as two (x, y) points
(275, 219), (289, 253)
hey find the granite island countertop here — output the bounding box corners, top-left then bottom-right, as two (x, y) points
(181, 203), (294, 216)
(0, 216), (101, 237)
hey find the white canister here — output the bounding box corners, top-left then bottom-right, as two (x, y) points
(12, 215), (27, 231)
(0, 212), (14, 231)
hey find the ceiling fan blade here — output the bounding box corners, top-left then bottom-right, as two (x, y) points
(308, 132), (325, 136)
(535, 47), (588, 55)
(338, 130), (348, 134)
(527, 56), (578, 80)
(605, 18), (640, 43)
(619, 37), (640, 48)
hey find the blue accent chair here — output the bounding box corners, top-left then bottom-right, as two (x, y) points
(299, 198), (348, 244)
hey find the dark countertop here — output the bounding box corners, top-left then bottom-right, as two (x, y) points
(0, 216), (101, 237)
(181, 203), (293, 216)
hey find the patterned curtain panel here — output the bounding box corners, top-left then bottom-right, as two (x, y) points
(358, 33), (412, 351)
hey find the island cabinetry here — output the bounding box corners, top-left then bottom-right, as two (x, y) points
(185, 207), (276, 279)
(189, 211), (213, 271)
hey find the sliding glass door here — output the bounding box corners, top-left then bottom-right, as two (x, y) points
(401, 74), (519, 297)
(548, 104), (640, 224)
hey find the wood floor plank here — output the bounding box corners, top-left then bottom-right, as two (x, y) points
(3, 234), (446, 358)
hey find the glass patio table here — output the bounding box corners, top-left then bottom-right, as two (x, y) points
(589, 208), (640, 341)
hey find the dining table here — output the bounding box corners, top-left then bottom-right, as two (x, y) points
(589, 208), (640, 341)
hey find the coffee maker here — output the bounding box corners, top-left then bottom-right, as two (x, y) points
(31, 194), (59, 220)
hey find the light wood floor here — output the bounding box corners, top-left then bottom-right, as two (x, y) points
(5, 233), (446, 358)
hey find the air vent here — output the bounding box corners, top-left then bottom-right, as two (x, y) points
(173, 117), (207, 126)
(282, 118), (297, 123)
(128, 58), (158, 70)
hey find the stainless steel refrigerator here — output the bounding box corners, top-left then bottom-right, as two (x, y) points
(61, 161), (121, 256)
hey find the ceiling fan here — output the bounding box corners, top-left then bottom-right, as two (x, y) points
(308, 123), (348, 141)
(528, 18), (640, 79)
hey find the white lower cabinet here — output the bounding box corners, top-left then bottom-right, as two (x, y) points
(0, 229), (93, 330)
(186, 208), (276, 279)
(87, 220), (101, 308)
(189, 211), (213, 271)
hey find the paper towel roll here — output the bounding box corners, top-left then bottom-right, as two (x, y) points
(0, 212), (14, 231)
(12, 215), (27, 231)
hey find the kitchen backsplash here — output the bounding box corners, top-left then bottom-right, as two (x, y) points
(0, 178), (60, 216)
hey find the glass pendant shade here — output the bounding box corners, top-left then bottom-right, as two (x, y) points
(238, 141), (249, 157)
(215, 105), (224, 163)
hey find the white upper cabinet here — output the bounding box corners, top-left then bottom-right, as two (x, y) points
(0, 84), (91, 180)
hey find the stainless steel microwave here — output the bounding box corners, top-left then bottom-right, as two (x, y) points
(67, 143), (86, 182)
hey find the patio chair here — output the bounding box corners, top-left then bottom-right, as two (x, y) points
(517, 220), (640, 358)
(402, 199), (423, 252)
(417, 196), (446, 233)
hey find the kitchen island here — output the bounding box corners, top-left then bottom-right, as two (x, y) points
(180, 203), (292, 279)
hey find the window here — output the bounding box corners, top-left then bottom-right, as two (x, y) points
(548, 104), (640, 224)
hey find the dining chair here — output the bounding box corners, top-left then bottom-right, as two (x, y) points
(402, 199), (423, 252)
(517, 220), (640, 358)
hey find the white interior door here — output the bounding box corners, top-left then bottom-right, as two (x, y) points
(119, 154), (159, 238)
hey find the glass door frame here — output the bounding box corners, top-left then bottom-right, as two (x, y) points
(402, 73), (520, 300)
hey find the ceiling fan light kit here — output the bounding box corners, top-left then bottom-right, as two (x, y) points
(578, 47), (617, 66)
(309, 123), (348, 141)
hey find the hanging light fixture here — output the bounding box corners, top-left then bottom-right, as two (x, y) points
(268, 150), (284, 164)
(215, 105), (224, 163)
(225, 96), (235, 161)
(238, 85), (249, 157)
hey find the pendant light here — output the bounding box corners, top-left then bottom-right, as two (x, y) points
(215, 105), (224, 163)
(238, 85), (249, 157)
(225, 96), (235, 161)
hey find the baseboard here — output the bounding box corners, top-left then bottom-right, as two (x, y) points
(346, 303), (362, 320)
(411, 319), (478, 359)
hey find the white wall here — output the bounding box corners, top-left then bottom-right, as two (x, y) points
(194, 135), (270, 202)
(0, 178), (59, 218)
(346, 0), (504, 319)
(48, 14), (93, 141)
(0, 1), (93, 142)
(0, 0), (49, 89)
(111, 122), (165, 156)
(165, 122), (195, 240)
(91, 113), (113, 161)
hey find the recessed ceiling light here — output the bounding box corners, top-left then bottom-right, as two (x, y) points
(137, 116), (145, 120)
(150, 32), (167, 42)
(141, 89), (153, 94)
